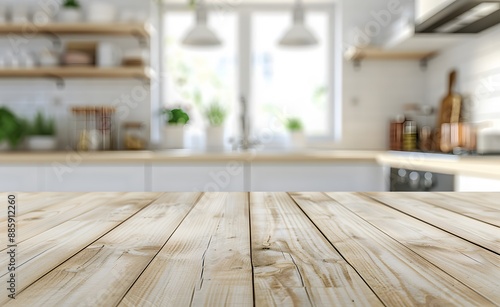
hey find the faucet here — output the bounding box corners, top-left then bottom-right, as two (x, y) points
(231, 96), (258, 151)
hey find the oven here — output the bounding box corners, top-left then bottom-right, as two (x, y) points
(390, 168), (454, 192)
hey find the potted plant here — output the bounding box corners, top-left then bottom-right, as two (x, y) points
(26, 112), (57, 151)
(162, 108), (190, 149)
(0, 107), (27, 151)
(204, 102), (227, 150)
(285, 117), (306, 149)
(59, 0), (82, 23)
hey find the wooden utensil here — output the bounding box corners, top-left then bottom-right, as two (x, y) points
(436, 70), (462, 150)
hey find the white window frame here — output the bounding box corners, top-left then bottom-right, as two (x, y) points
(156, 2), (342, 145)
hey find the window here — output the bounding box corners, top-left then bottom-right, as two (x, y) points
(160, 3), (340, 146)
(163, 11), (238, 145)
(251, 12), (330, 137)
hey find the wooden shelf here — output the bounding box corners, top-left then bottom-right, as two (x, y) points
(0, 23), (150, 37)
(0, 67), (151, 80)
(345, 47), (435, 62)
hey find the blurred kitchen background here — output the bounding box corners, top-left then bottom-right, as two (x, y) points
(1, 0), (500, 192)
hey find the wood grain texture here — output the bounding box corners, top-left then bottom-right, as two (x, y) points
(404, 192), (500, 227)
(367, 192), (500, 254)
(0, 193), (123, 250)
(0, 193), (81, 222)
(290, 192), (494, 306)
(0, 193), (158, 305)
(7, 193), (201, 307)
(326, 192), (500, 304)
(250, 192), (383, 307)
(441, 192), (500, 211)
(119, 193), (253, 307)
(1, 192), (499, 306)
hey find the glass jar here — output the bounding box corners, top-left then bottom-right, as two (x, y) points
(403, 120), (417, 151)
(122, 122), (146, 150)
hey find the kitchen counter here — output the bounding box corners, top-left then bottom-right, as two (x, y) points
(3, 192), (499, 306)
(0, 150), (382, 163)
(378, 151), (500, 180)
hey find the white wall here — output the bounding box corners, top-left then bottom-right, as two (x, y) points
(331, 0), (425, 150)
(335, 59), (425, 150)
(424, 24), (500, 130)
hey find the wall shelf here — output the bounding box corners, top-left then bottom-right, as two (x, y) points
(345, 47), (435, 62)
(0, 23), (150, 38)
(0, 67), (151, 80)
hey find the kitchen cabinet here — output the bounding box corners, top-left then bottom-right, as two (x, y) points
(43, 164), (147, 192)
(455, 175), (500, 192)
(0, 152), (387, 192)
(0, 164), (42, 191)
(345, 0), (472, 64)
(151, 163), (246, 192)
(250, 163), (385, 192)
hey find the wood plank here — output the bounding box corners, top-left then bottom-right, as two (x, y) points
(326, 192), (500, 304)
(0, 192), (158, 304)
(7, 193), (201, 306)
(250, 192), (383, 307)
(119, 193), (253, 307)
(440, 192), (500, 211)
(0, 193), (125, 250)
(0, 193), (80, 222)
(0, 23), (149, 37)
(345, 47), (435, 61)
(404, 192), (500, 227)
(0, 67), (150, 79)
(367, 192), (500, 254)
(290, 192), (494, 306)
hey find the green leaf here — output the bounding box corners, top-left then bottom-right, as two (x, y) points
(285, 118), (304, 132)
(0, 107), (28, 148)
(63, 0), (80, 8)
(205, 102), (227, 127)
(163, 108), (190, 125)
(28, 111), (56, 136)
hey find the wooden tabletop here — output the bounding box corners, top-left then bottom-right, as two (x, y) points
(1, 192), (499, 306)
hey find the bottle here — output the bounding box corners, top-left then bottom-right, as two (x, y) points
(403, 120), (417, 151)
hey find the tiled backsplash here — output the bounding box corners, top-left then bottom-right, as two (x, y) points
(425, 24), (500, 130)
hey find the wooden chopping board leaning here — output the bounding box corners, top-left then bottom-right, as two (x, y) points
(436, 70), (462, 152)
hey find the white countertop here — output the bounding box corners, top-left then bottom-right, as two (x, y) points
(2, 150), (500, 180)
(0, 150), (382, 164)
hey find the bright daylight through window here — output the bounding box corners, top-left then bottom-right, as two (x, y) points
(162, 3), (338, 148)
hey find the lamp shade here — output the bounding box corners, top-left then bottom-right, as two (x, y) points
(279, 0), (318, 47)
(182, 25), (221, 46)
(279, 24), (318, 46)
(182, 3), (222, 47)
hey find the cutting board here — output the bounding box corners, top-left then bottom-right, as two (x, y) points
(436, 70), (462, 149)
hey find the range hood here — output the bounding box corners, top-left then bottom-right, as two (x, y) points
(416, 0), (500, 33)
